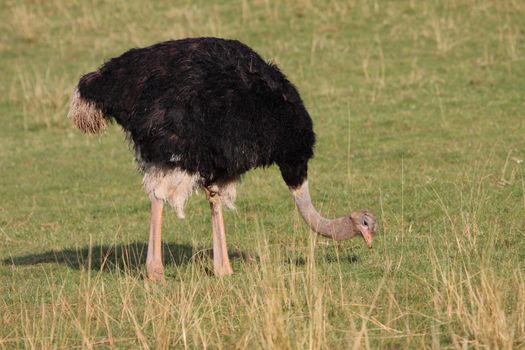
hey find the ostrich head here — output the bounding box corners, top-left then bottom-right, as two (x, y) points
(290, 181), (378, 246)
(349, 211), (378, 248)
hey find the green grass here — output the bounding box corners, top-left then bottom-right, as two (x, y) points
(1, 0), (525, 348)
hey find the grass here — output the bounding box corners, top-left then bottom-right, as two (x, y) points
(1, 0), (525, 348)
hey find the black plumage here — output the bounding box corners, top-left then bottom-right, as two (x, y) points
(77, 37), (315, 187)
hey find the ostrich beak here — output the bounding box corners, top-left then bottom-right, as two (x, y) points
(360, 227), (373, 249)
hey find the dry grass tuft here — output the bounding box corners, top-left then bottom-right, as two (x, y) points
(11, 67), (70, 130)
(431, 260), (525, 348)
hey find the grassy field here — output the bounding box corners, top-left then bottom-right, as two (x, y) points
(1, 0), (525, 348)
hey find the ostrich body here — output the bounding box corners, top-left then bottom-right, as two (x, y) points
(68, 37), (377, 280)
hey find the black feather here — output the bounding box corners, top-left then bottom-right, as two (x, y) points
(77, 37), (315, 187)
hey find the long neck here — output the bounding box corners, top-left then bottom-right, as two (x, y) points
(290, 180), (354, 241)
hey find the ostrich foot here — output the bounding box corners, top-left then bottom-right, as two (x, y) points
(214, 261), (233, 277)
(146, 262), (165, 282)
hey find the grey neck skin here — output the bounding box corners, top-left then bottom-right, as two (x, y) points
(290, 181), (354, 241)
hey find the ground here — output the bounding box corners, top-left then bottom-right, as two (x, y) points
(1, 0), (524, 348)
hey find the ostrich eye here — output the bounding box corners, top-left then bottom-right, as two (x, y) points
(360, 215), (370, 227)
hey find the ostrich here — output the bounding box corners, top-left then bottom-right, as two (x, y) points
(67, 37), (377, 280)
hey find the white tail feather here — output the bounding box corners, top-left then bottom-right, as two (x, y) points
(67, 87), (107, 134)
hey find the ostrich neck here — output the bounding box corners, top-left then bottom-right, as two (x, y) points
(290, 181), (353, 241)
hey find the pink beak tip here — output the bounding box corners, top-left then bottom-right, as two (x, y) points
(361, 228), (373, 249)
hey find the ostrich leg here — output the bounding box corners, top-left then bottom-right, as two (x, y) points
(205, 186), (233, 276)
(146, 194), (165, 282)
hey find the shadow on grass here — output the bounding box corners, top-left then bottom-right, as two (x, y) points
(287, 254), (358, 266)
(3, 242), (358, 276)
(2, 241), (252, 276)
